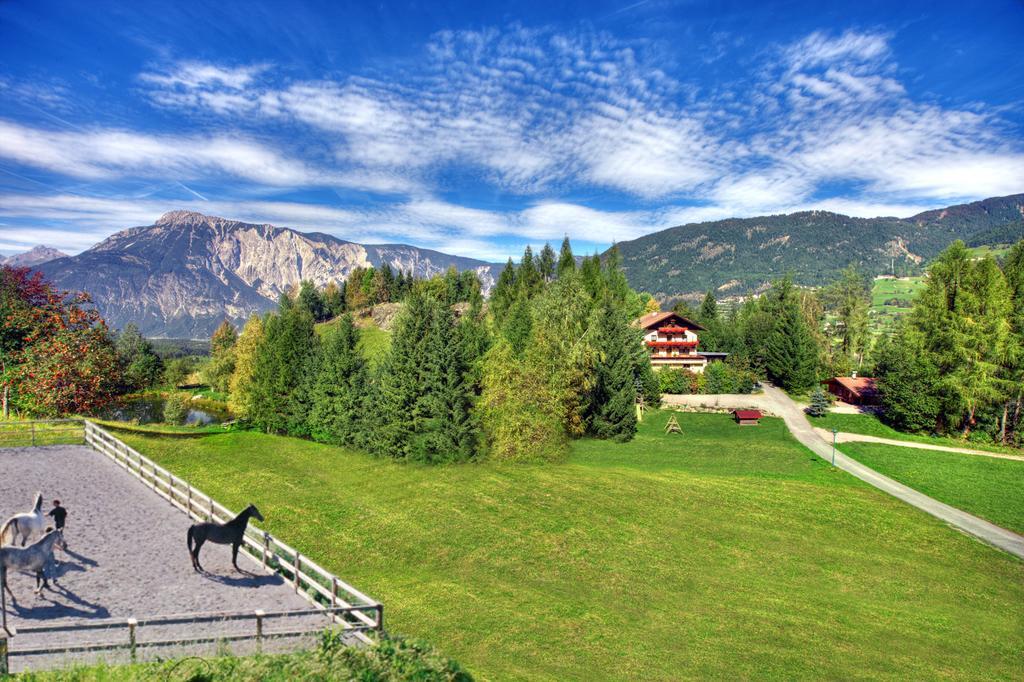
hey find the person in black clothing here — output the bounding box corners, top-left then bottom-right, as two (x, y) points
(48, 500), (67, 530)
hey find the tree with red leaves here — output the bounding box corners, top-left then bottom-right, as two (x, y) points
(1, 266), (122, 417)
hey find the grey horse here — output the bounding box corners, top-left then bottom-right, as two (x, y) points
(1, 527), (66, 597)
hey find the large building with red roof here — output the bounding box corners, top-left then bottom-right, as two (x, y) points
(635, 311), (713, 373)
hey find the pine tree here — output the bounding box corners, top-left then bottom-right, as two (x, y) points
(579, 254), (604, 300)
(412, 305), (477, 462)
(518, 245), (541, 297)
(323, 281), (345, 318)
(297, 280), (328, 321)
(307, 315), (369, 446)
(764, 283), (819, 392)
(806, 387), (830, 417)
(557, 236), (575, 278)
(249, 305), (320, 436)
(501, 296), (533, 357)
(372, 292), (435, 459)
(489, 259), (517, 325)
(538, 243), (556, 283)
(699, 291), (718, 322)
(228, 315), (264, 419)
(588, 303), (640, 441)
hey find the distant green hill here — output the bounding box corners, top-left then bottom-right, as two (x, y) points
(966, 219), (1024, 249)
(612, 193), (1024, 300)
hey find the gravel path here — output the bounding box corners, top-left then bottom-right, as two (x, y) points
(0, 445), (331, 673)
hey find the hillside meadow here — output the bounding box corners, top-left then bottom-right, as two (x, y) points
(119, 411), (1024, 680)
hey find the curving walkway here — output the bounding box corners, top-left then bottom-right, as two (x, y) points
(815, 428), (1024, 462)
(757, 385), (1024, 560)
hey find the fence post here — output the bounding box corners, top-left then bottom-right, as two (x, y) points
(293, 553), (300, 591)
(31, 422), (35, 447)
(186, 485), (192, 516)
(376, 604), (384, 632)
(0, 627), (12, 676)
(262, 533), (270, 571)
(254, 610), (265, 654)
(331, 576), (338, 607)
(209, 499), (215, 522)
(127, 618), (138, 662)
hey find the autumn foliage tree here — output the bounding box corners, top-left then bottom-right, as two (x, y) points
(1, 266), (121, 416)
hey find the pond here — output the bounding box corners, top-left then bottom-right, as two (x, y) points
(97, 395), (231, 426)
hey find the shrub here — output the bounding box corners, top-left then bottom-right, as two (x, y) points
(162, 393), (191, 425)
(658, 368), (691, 394)
(163, 356), (198, 388)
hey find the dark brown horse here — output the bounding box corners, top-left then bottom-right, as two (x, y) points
(187, 504), (263, 573)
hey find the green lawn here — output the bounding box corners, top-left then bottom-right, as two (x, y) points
(119, 412), (1024, 681)
(810, 412), (1024, 456)
(869, 276), (925, 334)
(841, 442), (1024, 535)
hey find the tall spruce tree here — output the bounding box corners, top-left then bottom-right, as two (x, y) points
(412, 305), (477, 462)
(490, 258), (517, 325)
(307, 315), (370, 447)
(588, 303), (641, 441)
(557, 236), (575, 278)
(249, 304), (320, 436)
(763, 279), (819, 392)
(518, 245), (541, 297)
(372, 292), (435, 459)
(538, 243), (556, 283)
(502, 296), (533, 357)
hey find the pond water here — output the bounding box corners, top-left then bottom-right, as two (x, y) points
(97, 396), (231, 426)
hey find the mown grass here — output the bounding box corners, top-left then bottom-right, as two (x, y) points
(118, 411), (1024, 681)
(841, 441), (1024, 534)
(810, 412), (1024, 455)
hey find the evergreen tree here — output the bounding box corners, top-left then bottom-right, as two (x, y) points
(588, 303), (641, 441)
(227, 315), (264, 419)
(412, 305), (477, 462)
(372, 292), (435, 459)
(297, 280), (328, 321)
(672, 299), (697, 319)
(821, 266), (870, 371)
(699, 291), (718, 322)
(307, 315), (370, 447)
(875, 326), (942, 432)
(518, 245), (541, 297)
(324, 281), (345, 318)
(763, 280), (819, 392)
(501, 296), (533, 357)
(116, 323), (164, 390)
(538, 243), (556, 283)
(806, 387), (830, 417)
(489, 259), (517, 325)
(579, 254), (604, 300)
(557, 236), (575, 278)
(249, 305), (320, 436)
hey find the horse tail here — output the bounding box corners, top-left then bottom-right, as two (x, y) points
(187, 526), (195, 555)
(0, 518), (14, 545)
(33, 492), (43, 512)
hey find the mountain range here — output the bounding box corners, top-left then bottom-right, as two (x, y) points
(32, 193), (1024, 339)
(39, 211), (499, 338)
(1, 245), (68, 268)
(615, 194), (1024, 300)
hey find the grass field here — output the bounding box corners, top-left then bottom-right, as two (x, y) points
(116, 411), (1024, 680)
(810, 412), (1024, 456)
(869, 276), (925, 334)
(840, 442), (1024, 535)
(316, 316), (392, 368)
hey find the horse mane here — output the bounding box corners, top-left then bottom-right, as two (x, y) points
(33, 492), (43, 512)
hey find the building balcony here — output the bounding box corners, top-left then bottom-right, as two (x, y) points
(646, 340), (699, 349)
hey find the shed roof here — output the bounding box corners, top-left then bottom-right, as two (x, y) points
(828, 377), (878, 398)
(732, 410), (762, 420)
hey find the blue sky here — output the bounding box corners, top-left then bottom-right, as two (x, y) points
(1, 0), (1022, 261)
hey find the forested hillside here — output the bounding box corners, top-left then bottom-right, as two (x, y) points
(614, 194), (1024, 300)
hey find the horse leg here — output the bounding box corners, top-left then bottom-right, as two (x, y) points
(193, 537), (206, 573)
(231, 541), (241, 571)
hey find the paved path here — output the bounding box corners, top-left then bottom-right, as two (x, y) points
(756, 385), (1024, 560)
(0, 445), (329, 672)
(816, 428), (1024, 462)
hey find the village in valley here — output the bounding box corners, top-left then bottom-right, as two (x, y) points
(1, 1), (1022, 680)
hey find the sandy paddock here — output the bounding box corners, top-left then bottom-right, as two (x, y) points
(0, 445), (333, 672)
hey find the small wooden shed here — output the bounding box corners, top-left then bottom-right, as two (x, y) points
(732, 409), (762, 426)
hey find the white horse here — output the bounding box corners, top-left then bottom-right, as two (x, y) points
(0, 492), (47, 546)
(1, 527), (66, 597)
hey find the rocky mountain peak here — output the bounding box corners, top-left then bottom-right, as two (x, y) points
(155, 210), (228, 228)
(1, 245), (68, 268)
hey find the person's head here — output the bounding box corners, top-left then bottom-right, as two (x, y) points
(53, 499), (61, 507)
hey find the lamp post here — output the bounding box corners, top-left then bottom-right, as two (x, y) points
(831, 428), (838, 466)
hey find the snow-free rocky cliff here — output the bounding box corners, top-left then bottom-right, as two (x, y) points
(40, 211), (499, 339)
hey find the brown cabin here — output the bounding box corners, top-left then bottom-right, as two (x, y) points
(823, 377), (880, 405)
(732, 409), (762, 426)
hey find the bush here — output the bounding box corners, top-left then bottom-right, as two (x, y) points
(162, 393), (191, 425)
(658, 368), (691, 394)
(163, 356), (199, 388)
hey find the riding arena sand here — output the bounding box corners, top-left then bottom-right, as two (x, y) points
(0, 444), (334, 672)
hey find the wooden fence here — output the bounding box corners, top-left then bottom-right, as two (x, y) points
(0, 419), (383, 672)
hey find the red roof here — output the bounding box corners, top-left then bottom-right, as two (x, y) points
(828, 377), (878, 398)
(732, 410), (762, 420)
